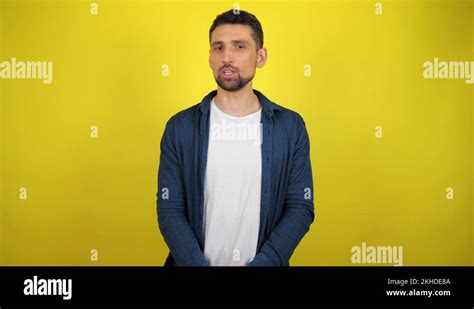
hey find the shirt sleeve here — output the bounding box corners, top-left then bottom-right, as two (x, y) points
(248, 114), (315, 266)
(156, 118), (209, 266)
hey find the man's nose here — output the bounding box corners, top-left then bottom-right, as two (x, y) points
(222, 46), (234, 63)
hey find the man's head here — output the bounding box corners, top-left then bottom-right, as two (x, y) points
(209, 10), (267, 92)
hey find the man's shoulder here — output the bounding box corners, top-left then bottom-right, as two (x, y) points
(165, 102), (201, 130)
(164, 93), (308, 132)
(273, 104), (307, 129)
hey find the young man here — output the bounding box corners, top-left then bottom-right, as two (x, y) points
(157, 9), (315, 266)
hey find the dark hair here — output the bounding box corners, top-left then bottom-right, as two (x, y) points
(209, 9), (264, 50)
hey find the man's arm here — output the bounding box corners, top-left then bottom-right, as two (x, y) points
(248, 114), (315, 266)
(156, 118), (209, 266)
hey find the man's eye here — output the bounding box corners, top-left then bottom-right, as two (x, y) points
(214, 46), (222, 50)
(238, 45), (244, 49)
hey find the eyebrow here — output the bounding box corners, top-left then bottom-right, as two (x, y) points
(211, 40), (249, 46)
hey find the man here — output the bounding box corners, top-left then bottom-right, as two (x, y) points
(156, 9), (315, 266)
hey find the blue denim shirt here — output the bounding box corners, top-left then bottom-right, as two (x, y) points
(156, 89), (315, 266)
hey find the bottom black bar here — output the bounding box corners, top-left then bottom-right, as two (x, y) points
(0, 267), (472, 306)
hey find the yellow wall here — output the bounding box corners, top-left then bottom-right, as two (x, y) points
(0, 0), (472, 266)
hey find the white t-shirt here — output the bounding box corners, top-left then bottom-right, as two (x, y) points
(203, 97), (262, 266)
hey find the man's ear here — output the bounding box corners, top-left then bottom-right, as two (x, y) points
(256, 47), (267, 68)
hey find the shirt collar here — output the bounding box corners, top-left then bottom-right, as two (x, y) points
(199, 89), (282, 118)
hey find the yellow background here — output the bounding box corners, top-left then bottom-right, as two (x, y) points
(0, 0), (472, 266)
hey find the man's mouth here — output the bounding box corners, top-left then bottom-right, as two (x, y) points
(219, 67), (238, 79)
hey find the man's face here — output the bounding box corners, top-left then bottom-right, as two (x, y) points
(209, 24), (267, 92)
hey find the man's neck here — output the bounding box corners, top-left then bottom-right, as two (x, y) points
(213, 83), (261, 117)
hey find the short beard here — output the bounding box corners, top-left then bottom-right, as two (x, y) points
(215, 73), (254, 92)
